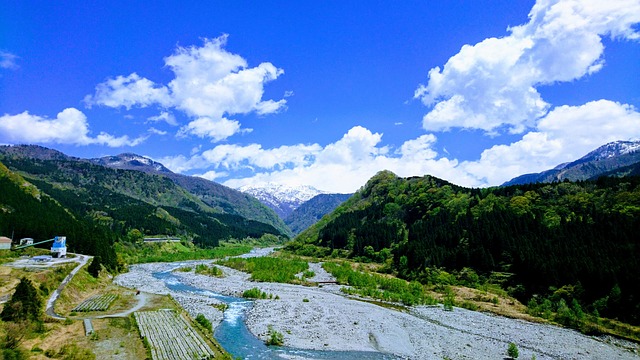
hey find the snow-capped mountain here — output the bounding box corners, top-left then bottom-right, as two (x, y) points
(503, 140), (640, 186)
(574, 140), (640, 163)
(239, 183), (326, 219)
(91, 153), (173, 174)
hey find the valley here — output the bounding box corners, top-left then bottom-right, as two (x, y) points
(1, 143), (640, 359)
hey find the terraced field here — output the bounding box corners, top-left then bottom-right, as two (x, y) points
(72, 293), (117, 312)
(134, 310), (215, 360)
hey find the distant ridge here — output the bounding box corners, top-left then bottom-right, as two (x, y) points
(239, 183), (325, 219)
(284, 193), (352, 235)
(91, 153), (173, 174)
(0, 145), (290, 238)
(503, 140), (640, 186)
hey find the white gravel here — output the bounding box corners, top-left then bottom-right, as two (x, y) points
(115, 259), (640, 360)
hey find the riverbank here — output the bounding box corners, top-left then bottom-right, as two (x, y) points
(114, 259), (639, 359)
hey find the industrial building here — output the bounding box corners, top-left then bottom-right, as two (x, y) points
(0, 236), (11, 250)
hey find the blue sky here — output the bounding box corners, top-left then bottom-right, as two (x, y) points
(1, 1), (639, 192)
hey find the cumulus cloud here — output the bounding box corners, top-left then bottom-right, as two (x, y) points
(157, 97), (640, 193)
(85, 35), (286, 142)
(159, 125), (476, 193)
(0, 51), (19, 69)
(415, 0), (640, 134)
(0, 108), (146, 147)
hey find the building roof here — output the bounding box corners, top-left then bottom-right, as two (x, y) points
(0, 237), (12, 243)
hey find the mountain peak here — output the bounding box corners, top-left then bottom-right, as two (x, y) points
(502, 140), (640, 186)
(576, 140), (640, 163)
(91, 153), (173, 174)
(238, 183), (326, 219)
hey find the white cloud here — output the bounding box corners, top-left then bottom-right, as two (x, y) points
(86, 73), (171, 109)
(194, 170), (229, 181)
(85, 35), (286, 142)
(0, 108), (146, 147)
(147, 112), (178, 126)
(157, 98), (640, 193)
(0, 51), (18, 69)
(177, 117), (246, 142)
(415, 0), (640, 134)
(159, 125), (477, 193)
(148, 127), (167, 135)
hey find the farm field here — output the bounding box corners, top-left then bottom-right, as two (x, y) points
(135, 310), (215, 360)
(72, 293), (117, 312)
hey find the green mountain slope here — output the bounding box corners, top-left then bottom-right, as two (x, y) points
(0, 161), (118, 269)
(91, 152), (291, 236)
(291, 170), (640, 324)
(0, 146), (287, 248)
(284, 193), (352, 235)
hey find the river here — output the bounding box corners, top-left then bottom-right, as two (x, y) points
(153, 267), (396, 359)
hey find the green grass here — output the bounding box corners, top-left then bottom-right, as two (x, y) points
(323, 261), (437, 306)
(217, 257), (308, 283)
(115, 241), (252, 264)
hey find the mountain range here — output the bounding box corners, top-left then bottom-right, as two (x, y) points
(503, 140), (640, 186)
(0, 145), (290, 246)
(238, 183), (326, 219)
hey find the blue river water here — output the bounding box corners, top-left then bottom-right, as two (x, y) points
(153, 269), (397, 359)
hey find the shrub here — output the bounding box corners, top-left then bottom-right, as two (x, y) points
(242, 287), (271, 299)
(443, 291), (455, 311)
(195, 264), (223, 277)
(265, 325), (284, 346)
(507, 342), (519, 359)
(195, 313), (212, 333)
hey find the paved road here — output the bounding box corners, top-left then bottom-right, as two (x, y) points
(45, 253), (90, 320)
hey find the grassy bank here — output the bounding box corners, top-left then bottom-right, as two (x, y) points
(115, 241), (252, 264)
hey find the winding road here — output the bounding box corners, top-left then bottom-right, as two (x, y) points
(45, 253), (90, 319)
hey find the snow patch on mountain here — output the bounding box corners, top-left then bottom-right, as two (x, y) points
(238, 183), (326, 219)
(92, 153), (172, 173)
(580, 140), (640, 162)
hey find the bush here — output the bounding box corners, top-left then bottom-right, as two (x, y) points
(195, 313), (212, 333)
(265, 325), (284, 346)
(443, 291), (455, 311)
(195, 264), (223, 277)
(242, 287), (271, 299)
(507, 342), (519, 359)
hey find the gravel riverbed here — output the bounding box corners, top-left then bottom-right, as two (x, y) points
(115, 259), (640, 360)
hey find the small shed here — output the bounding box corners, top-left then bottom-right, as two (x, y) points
(0, 237), (11, 250)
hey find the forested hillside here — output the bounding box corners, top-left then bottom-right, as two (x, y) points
(92, 151), (291, 236)
(0, 162), (119, 270)
(291, 170), (640, 324)
(0, 150), (286, 252)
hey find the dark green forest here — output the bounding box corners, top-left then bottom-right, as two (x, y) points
(0, 163), (119, 271)
(0, 154), (286, 269)
(292, 170), (640, 324)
